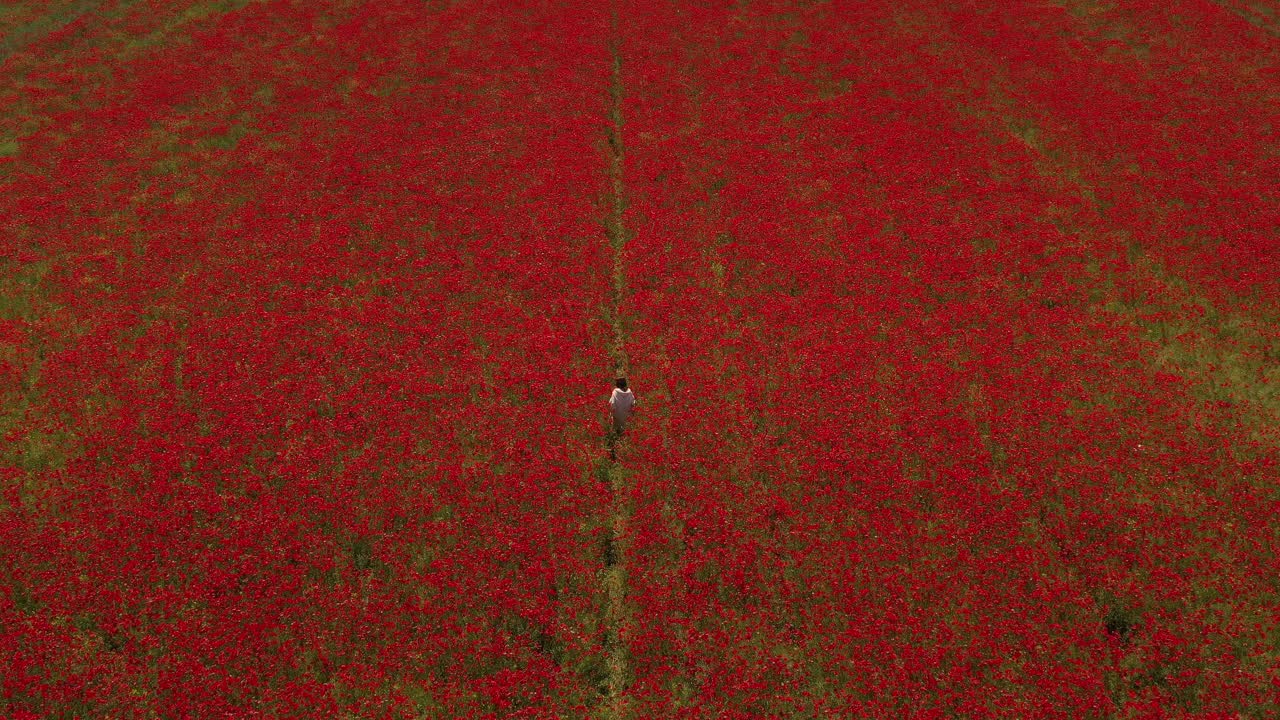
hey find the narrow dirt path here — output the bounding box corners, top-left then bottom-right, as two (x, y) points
(600, 25), (633, 720)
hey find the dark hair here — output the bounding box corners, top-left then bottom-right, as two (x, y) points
(615, 378), (628, 390)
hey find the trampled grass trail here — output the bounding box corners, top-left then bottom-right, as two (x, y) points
(600, 24), (634, 720)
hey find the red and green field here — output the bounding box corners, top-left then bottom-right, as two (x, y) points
(2, 0), (1277, 717)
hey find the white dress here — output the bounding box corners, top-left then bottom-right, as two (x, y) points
(609, 388), (635, 430)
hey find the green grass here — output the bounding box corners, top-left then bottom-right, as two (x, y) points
(0, 4), (32, 20)
(0, 258), (50, 322)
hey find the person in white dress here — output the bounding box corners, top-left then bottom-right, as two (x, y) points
(609, 377), (635, 435)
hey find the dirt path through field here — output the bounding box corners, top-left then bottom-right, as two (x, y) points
(600, 23), (634, 720)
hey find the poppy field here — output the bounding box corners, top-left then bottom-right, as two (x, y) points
(1, 0), (1277, 717)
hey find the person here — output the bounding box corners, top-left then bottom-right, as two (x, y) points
(609, 377), (635, 435)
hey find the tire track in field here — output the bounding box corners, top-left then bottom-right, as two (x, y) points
(885, 4), (1280, 451)
(923, 6), (1280, 450)
(0, 0), (103, 65)
(600, 22), (633, 720)
(1209, 1), (1279, 38)
(885, 3), (1279, 708)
